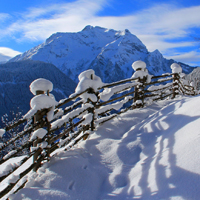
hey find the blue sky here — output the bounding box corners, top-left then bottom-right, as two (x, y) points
(0, 0), (200, 66)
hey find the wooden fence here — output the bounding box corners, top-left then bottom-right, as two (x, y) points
(0, 70), (196, 199)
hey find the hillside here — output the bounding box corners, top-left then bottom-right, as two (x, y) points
(0, 54), (12, 64)
(186, 67), (200, 90)
(10, 26), (195, 83)
(8, 95), (200, 200)
(0, 60), (76, 121)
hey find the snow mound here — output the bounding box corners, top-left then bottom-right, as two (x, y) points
(29, 128), (48, 141)
(75, 69), (104, 93)
(131, 61), (152, 83)
(170, 63), (182, 74)
(131, 70), (152, 83)
(30, 78), (53, 95)
(132, 60), (146, 71)
(24, 94), (57, 120)
(70, 69), (104, 102)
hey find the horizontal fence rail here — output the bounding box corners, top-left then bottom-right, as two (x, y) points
(0, 70), (197, 199)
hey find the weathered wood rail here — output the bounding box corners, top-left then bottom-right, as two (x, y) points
(0, 64), (197, 199)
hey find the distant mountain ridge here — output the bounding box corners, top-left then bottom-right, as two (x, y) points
(10, 25), (195, 83)
(0, 53), (12, 64)
(0, 60), (76, 122)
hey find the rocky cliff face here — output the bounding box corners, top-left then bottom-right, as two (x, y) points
(10, 25), (195, 83)
(0, 60), (76, 121)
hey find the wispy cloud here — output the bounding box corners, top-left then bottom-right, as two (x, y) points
(0, 0), (200, 65)
(135, 4), (200, 36)
(0, 13), (11, 30)
(1, 0), (109, 41)
(0, 13), (10, 21)
(166, 51), (200, 66)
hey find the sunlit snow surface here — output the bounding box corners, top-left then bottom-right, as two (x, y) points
(9, 95), (200, 200)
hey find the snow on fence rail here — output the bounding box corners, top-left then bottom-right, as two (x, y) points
(0, 61), (197, 199)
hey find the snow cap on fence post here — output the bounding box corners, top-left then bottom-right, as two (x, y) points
(30, 78), (53, 95)
(76, 69), (103, 93)
(171, 63), (182, 99)
(131, 60), (151, 83)
(170, 63), (182, 74)
(73, 69), (104, 103)
(132, 60), (146, 71)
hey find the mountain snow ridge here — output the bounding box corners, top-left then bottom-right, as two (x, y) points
(10, 25), (195, 83)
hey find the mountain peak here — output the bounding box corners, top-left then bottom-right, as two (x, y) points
(82, 25), (93, 31)
(124, 29), (131, 34)
(152, 49), (161, 55)
(82, 25), (105, 31)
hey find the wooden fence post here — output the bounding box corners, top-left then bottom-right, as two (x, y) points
(134, 85), (139, 104)
(131, 61), (148, 109)
(170, 63), (182, 99)
(28, 78), (54, 172)
(32, 90), (44, 172)
(139, 77), (147, 107)
(133, 75), (147, 108)
(87, 87), (99, 131)
(172, 73), (179, 99)
(83, 73), (100, 132)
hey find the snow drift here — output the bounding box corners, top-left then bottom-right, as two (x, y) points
(8, 95), (200, 200)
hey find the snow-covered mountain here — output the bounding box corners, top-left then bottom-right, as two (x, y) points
(0, 60), (76, 122)
(10, 25), (195, 83)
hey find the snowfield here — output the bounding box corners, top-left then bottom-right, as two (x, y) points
(9, 95), (200, 200)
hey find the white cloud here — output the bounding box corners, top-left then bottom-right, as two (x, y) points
(1, 0), (109, 41)
(4, 2), (199, 42)
(132, 4), (200, 36)
(166, 51), (200, 66)
(138, 34), (197, 52)
(0, 47), (22, 57)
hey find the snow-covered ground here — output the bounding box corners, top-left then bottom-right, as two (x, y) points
(7, 95), (200, 200)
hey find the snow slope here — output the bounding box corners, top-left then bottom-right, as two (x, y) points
(8, 95), (200, 200)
